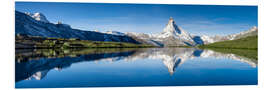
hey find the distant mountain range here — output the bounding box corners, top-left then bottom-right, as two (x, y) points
(125, 17), (258, 46)
(15, 11), (258, 47)
(199, 26), (258, 44)
(15, 11), (140, 44)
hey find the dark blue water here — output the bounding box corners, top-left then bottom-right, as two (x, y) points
(15, 48), (257, 88)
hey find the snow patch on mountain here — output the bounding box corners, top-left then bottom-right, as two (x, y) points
(200, 35), (215, 43)
(104, 31), (126, 36)
(25, 12), (50, 23)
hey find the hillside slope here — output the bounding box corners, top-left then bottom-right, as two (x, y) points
(15, 11), (140, 44)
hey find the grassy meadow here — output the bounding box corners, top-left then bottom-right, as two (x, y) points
(199, 35), (258, 60)
(15, 34), (156, 49)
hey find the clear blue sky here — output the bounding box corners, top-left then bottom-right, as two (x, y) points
(15, 2), (257, 36)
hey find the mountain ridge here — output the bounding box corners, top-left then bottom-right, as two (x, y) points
(15, 11), (258, 47)
(15, 11), (140, 44)
(200, 26), (258, 44)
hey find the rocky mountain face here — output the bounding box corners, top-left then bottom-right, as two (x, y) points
(15, 11), (140, 44)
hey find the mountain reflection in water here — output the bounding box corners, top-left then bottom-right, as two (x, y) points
(15, 48), (257, 83)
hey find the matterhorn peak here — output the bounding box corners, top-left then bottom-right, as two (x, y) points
(168, 17), (175, 24)
(159, 17), (195, 44)
(163, 17), (181, 33)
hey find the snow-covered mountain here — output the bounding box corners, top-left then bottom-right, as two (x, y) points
(227, 26), (258, 40)
(104, 31), (126, 36)
(16, 10), (257, 46)
(15, 11), (139, 44)
(126, 17), (197, 46)
(25, 12), (50, 23)
(200, 26), (258, 44)
(126, 17), (257, 46)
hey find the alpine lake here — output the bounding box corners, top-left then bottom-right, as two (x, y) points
(15, 47), (257, 88)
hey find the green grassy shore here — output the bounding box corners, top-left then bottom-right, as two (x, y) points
(15, 34), (156, 49)
(199, 35), (258, 50)
(198, 35), (258, 60)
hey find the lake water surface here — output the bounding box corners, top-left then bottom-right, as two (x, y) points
(15, 48), (257, 88)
